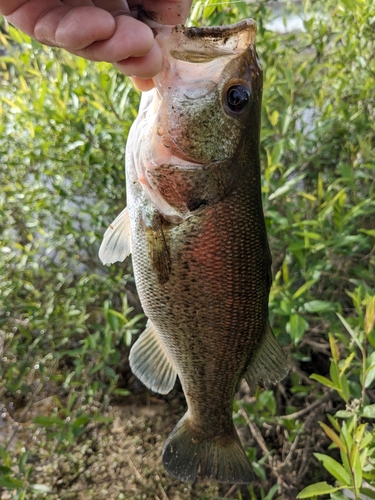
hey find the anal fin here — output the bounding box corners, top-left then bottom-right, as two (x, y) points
(244, 321), (288, 394)
(129, 320), (177, 394)
(99, 207), (131, 265)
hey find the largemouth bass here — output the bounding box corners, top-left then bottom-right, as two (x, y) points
(99, 19), (287, 484)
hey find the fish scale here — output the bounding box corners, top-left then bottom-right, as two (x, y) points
(99, 18), (288, 484)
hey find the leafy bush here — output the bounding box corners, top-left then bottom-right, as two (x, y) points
(1, 0), (375, 498)
(0, 21), (143, 498)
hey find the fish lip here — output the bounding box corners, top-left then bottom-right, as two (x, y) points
(153, 158), (227, 172)
(156, 137), (208, 168)
(166, 150), (206, 167)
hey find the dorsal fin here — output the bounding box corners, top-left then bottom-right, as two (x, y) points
(99, 207), (132, 265)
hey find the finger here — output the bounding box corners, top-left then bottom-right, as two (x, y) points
(129, 77), (155, 92)
(72, 15), (157, 63)
(5, 2), (117, 48)
(113, 40), (162, 78)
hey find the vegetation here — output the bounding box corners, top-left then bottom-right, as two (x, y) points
(0, 0), (374, 498)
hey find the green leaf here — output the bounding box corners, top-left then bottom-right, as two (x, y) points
(303, 300), (335, 313)
(310, 374), (337, 389)
(349, 442), (362, 493)
(365, 295), (375, 335)
(360, 487), (375, 499)
(319, 422), (346, 452)
(264, 483), (280, 500)
(359, 431), (373, 450)
(314, 453), (351, 485)
(268, 175), (305, 200)
(365, 362), (375, 388)
(329, 333), (339, 364)
(337, 313), (362, 350)
(252, 461), (266, 480)
(0, 476), (24, 488)
(33, 416), (64, 426)
(339, 373), (350, 403)
(336, 410), (352, 419)
(339, 0), (355, 11)
(292, 279), (318, 300)
(297, 482), (344, 498)
(361, 404), (375, 419)
(112, 388), (131, 396)
(103, 365), (117, 379)
(288, 313), (309, 344)
(71, 416), (91, 428)
(341, 420), (354, 451)
(327, 414), (341, 433)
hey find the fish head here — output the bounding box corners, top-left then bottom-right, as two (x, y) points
(133, 20), (263, 221)
(153, 20), (262, 163)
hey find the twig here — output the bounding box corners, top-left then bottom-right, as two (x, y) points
(297, 434), (311, 478)
(158, 483), (170, 500)
(0, 329), (4, 359)
(284, 432), (300, 466)
(238, 404), (269, 456)
(224, 485), (238, 498)
(127, 456), (143, 481)
(279, 390), (334, 420)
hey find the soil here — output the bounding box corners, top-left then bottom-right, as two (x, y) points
(0, 363), (337, 500)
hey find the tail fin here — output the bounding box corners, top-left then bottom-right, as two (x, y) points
(162, 414), (254, 484)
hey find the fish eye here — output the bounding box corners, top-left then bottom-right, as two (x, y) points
(225, 84), (251, 114)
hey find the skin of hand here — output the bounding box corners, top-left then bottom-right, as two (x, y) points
(0, 0), (192, 90)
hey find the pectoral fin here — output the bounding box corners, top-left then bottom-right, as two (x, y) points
(99, 207), (132, 265)
(144, 213), (171, 284)
(243, 321), (288, 394)
(129, 320), (177, 394)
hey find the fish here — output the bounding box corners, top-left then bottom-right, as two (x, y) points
(99, 18), (288, 484)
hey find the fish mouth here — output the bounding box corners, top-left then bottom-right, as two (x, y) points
(162, 147), (207, 169)
(148, 144), (228, 171)
(146, 154), (225, 173)
(140, 13), (257, 59)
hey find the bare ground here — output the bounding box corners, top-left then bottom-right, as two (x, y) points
(0, 364), (337, 500)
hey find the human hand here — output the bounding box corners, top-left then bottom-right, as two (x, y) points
(1, 0), (192, 89)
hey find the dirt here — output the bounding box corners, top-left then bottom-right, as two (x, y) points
(0, 375), (336, 500)
(1, 391), (224, 500)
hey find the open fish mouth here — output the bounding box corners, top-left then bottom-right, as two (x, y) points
(140, 13), (257, 58)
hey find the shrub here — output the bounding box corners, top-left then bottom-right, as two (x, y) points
(0, 0), (374, 498)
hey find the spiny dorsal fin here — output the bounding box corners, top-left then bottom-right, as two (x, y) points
(243, 321), (288, 394)
(129, 320), (177, 395)
(99, 207), (131, 265)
